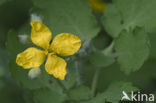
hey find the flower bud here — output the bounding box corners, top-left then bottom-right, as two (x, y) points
(31, 14), (43, 22)
(18, 34), (29, 44)
(28, 67), (41, 79)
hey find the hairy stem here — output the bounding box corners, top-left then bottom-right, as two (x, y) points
(91, 69), (100, 97)
(75, 61), (81, 85)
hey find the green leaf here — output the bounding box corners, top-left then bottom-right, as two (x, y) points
(92, 31), (112, 50)
(0, 66), (4, 77)
(0, 79), (5, 90)
(89, 51), (115, 68)
(115, 27), (149, 74)
(9, 59), (50, 89)
(67, 85), (91, 101)
(48, 79), (64, 94)
(0, 0), (7, 5)
(33, 88), (66, 103)
(6, 30), (50, 89)
(61, 67), (77, 90)
(0, 80), (25, 103)
(6, 30), (27, 57)
(102, 0), (156, 38)
(149, 32), (156, 59)
(0, 48), (8, 77)
(89, 82), (138, 103)
(31, 0), (100, 39)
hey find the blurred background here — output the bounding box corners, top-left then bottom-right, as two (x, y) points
(0, 0), (156, 103)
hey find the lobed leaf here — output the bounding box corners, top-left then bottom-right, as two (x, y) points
(31, 0), (100, 40)
(102, 0), (156, 38)
(115, 27), (149, 74)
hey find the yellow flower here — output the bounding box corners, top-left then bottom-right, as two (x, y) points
(16, 21), (81, 80)
(88, 0), (107, 12)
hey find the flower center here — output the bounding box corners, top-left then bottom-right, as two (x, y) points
(48, 49), (53, 53)
(45, 49), (55, 55)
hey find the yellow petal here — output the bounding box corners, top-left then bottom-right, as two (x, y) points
(30, 21), (52, 50)
(88, 0), (107, 12)
(16, 47), (46, 69)
(45, 54), (67, 80)
(50, 33), (81, 56)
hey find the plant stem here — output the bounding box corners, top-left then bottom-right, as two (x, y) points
(91, 69), (100, 97)
(75, 61), (81, 85)
(55, 79), (67, 92)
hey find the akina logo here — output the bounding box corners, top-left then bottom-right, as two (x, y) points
(121, 91), (155, 102)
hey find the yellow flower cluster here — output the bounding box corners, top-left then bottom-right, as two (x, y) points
(88, 0), (107, 12)
(16, 21), (81, 80)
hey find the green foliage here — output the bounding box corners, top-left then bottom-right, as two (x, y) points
(92, 31), (112, 50)
(0, 67), (4, 77)
(115, 27), (149, 74)
(33, 88), (66, 103)
(0, 0), (7, 5)
(0, 0), (32, 48)
(103, 0), (156, 38)
(67, 85), (91, 101)
(89, 82), (138, 103)
(31, 0), (100, 39)
(61, 67), (77, 90)
(89, 51), (115, 68)
(7, 30), (50, 89)
(0, 80), (25, 103)
(1, 0), (156, 103)
(0, 48), (7, 77)
(0, 79), (5, 90)
(149, 32), (156, 59)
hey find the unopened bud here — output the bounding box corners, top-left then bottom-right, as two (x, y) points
(18, 34), (29, 44)
(31, 14), (43, 22)
(28, 67), (41, 79)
